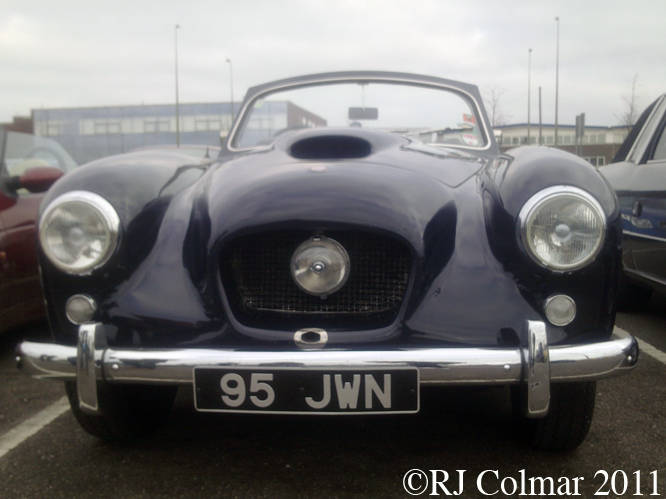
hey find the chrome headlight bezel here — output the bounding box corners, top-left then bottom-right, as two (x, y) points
(518, 185), (606, 272)
(39, 191), (120, 275)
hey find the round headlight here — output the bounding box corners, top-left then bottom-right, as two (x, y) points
(519, 186), (606, 271)
(39, 191), (120, 274)
(544, 294), (576, 326)
(65, 294), (97, 324)
(291, 236), (350, 296)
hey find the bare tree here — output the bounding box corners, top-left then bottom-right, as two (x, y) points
(483, 86), (507, 127)
(617, 74), (639, 127)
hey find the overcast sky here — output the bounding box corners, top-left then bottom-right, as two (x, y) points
(2, 0), (664, 126)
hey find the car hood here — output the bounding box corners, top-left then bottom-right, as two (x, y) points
(205, 128), (488, 251)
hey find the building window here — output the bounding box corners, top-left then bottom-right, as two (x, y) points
(512, 137), (519, 145)
(94, 120), (121, 134)
(45, 122), (63, 136)
(546, 136), (554, 145)
(145, 119), (170, 133)
(194, 118), (222, 131)
(583, 156), (606, 167)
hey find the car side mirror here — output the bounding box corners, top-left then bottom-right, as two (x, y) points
(13, 166), (64, 193)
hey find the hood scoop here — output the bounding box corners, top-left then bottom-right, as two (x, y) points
(289, 135), (372, 160)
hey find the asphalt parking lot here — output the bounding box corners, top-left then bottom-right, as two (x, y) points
(1, 297), (664, 498)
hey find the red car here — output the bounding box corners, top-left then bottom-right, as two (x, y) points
(0, 130), (76, 333)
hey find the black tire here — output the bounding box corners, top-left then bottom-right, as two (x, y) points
(65, 382), (177, 442)
(616, 273), (652, 311)
(512, 381), (596, 451)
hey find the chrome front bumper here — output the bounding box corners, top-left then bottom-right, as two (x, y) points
(16, 321), (638, 418)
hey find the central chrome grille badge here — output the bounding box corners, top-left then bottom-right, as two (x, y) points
(294, 328), (328, 349)
(290, 236), (350, 297)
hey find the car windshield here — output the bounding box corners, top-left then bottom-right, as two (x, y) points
(231, 81), (486, 150)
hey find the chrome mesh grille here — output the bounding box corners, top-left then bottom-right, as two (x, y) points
(221, 231), (411, 323)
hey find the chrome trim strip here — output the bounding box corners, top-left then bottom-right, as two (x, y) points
(623, 267), (666, 287)
(226, 75), (492, 153)
(517, 185), (606, 272)
(103, 347), (523, 385)
(76, 324), (101, 414)
(16, 327), (638, 388)
(525, 321), (550, 417)
(622, 230), (666, 244)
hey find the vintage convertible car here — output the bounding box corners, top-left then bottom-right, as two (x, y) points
(602, 93), (666, 305)
(17, 71), (638, 450)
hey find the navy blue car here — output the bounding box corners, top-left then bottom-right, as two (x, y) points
(17, 72), (638, 450)
(603, 94), (666, 305)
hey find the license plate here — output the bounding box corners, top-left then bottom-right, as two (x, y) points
(194, 367), (419, 415)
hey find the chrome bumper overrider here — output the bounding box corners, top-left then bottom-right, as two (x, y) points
(16, 321), (638, 417)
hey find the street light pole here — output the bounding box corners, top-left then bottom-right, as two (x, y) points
(554, 16), (560, 147)
(527, 48), (532, 143)
(174, 24), (181, 147)
(226, 58), (234, 122)
(538, 86), (543, 145)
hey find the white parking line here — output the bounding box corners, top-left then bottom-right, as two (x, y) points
(0, 396), (70, 459)
(615, 326), (666, 366)
(637, 338), (666, 365)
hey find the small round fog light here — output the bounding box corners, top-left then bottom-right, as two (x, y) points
(544, 294), (576, 326)
(65, 294), (97, 324)
(291, 236), (350, 296)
